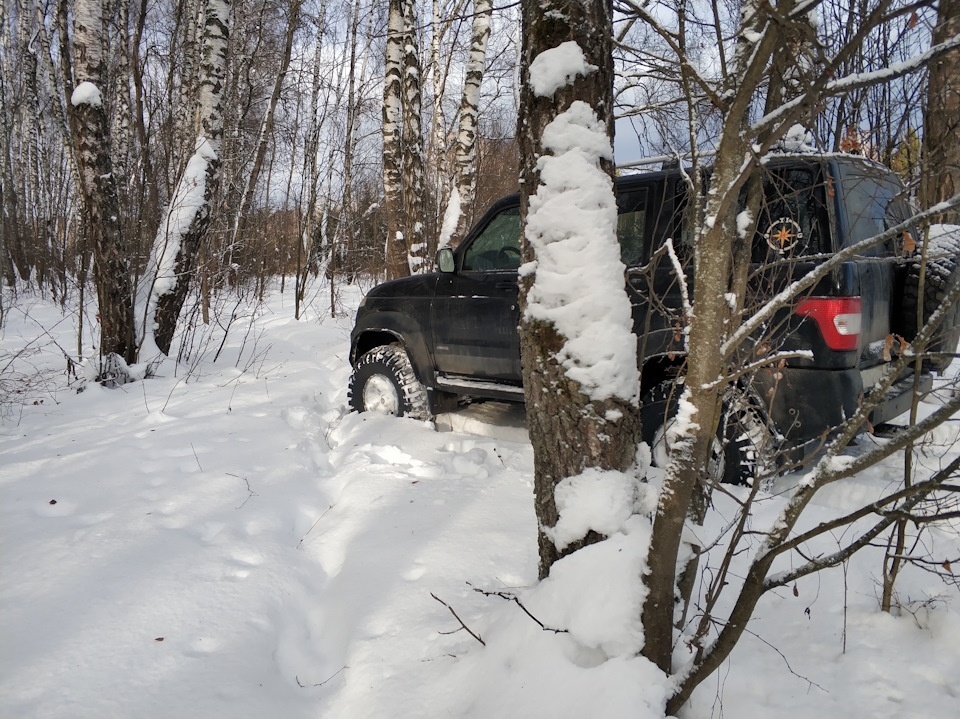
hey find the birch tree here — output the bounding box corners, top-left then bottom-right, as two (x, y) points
(400, 0), (427, 274)
(138, 0), (231, 360)
(296, 0), (330, 318)
(439, 0), (493, 248)
(383, 0), (406, 280)
(68, 0), (137, 370)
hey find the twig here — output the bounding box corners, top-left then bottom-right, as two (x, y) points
(295, 665), (348, 688)
(191, 443), (203, 472)
(297, 504), (336, 548)
(470, 584), (568, 635)
(431, 593), (485, 646)
(226, 473), (257, 509)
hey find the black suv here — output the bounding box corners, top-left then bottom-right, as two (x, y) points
(348, 154), (958, 480)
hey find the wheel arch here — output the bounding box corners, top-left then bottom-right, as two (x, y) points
(350, 311), (436, 387)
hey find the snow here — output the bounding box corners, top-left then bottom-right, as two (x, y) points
(528, 41), (597, 98)
(3, 285), (960, 719)
(544, 468), (641, 551)
(524, 102), (640, 404)
(928, 223), (960, 257)
(70, 81), (103, 109)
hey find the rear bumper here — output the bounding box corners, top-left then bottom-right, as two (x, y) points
(754, 366), (932, 460)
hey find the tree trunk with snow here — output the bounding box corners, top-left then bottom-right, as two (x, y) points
(383, 0), (406, 280)
(923, 0), (959, 224)
(518, 0), (642, 578)
(69, 0), (137, 367)
(139, 0), (230, 359)
(442, 0), (492, 248)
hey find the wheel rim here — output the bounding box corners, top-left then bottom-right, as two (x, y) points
(362, 374), (400, 415)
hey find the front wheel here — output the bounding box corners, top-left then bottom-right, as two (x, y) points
(348, 345), (432, 420)
(641, 379), (773, 486)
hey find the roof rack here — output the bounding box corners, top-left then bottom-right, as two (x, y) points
(615, 149), (716, 171)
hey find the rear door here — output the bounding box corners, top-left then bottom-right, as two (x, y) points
(834, 161), (905, 367)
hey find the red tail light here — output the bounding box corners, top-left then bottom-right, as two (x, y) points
(795, 297), (862, 351)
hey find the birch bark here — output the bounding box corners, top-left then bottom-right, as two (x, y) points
(69, 0), (137, 368)
(138, 0), (230, 359)
(383, 0), (406, 279)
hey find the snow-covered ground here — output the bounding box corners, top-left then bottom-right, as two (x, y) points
(2, 283), (959, 719)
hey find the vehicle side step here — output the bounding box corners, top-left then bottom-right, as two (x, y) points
(435, 375), (525, 402)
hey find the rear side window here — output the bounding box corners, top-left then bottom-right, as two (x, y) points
(837, 165), (908, 256)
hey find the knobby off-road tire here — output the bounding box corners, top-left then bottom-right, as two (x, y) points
(640, 379), (773, 486)
(899, 251), (960, 373)
(348, 345), (432, 420)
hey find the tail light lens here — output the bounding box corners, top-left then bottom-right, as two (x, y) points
(795, 297), (862, 351)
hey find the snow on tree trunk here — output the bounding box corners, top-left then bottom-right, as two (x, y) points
(69, 0), (137, 370)
(401, 0), (427, 275)
(439, 0), (492, 248)
(518, 0), (643, 578)
(137, 0), (230, 360)
(923, 0), (959, 224)
(383, 0), (406, 280)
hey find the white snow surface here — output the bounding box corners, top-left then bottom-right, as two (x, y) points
(3, 284), (960, 719)
(528, 41), (597, 97)
(70, 81), (103, 108)
(524, 102), (640, 404)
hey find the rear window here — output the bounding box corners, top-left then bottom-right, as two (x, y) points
(748, 165), (831, 261)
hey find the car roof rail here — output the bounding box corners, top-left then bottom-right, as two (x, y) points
(616, 149), (716, 172)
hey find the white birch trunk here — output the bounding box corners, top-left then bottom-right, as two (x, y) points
(137, 0), (230, 360)
(70, 0), (137, 368)
(400, 0), (427, 274)
(440, 0), (492, 248)
(383, 0), (406, 279)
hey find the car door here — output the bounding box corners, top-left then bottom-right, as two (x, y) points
(835, 161), (901, 367)
(430, 203), (523, 380)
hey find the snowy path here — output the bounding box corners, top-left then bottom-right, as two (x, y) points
(2, 289), (959, 719)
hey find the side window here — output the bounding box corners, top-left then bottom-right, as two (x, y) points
(839, 166), (907, 257)
(617, 188), (648, 266)
(461, 207), (522, 272)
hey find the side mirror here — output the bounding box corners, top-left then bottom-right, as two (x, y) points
(436, 247), (455, 273)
